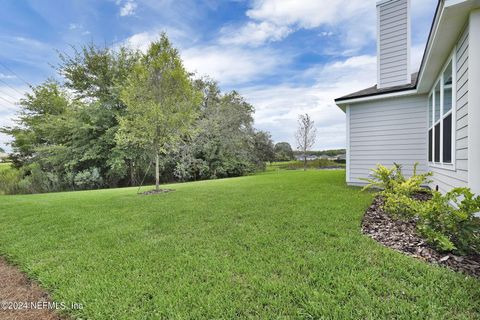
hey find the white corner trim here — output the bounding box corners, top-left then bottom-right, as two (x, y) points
(468, 9), (480, 195)
(346, 105), (351, 183)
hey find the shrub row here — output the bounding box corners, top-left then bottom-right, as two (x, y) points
(362, 163), (480, 255)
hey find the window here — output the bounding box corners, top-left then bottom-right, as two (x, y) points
(428, 55), (455, 166)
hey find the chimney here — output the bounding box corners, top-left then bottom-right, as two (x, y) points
(377, 0), (411, 89)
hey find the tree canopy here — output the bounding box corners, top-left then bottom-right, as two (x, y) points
(0, 34), (274, 194)
(274, 142), (294, 161)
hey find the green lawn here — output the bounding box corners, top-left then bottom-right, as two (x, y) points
(0, 162), (11, 172)
(0, 170), (478, 319)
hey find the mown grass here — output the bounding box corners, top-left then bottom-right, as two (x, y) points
(0, 170), (479, 319)
(0, 162), (12, 172)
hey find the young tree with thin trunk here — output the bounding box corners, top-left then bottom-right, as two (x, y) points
(116, 34), (201, 191)
(295, 113), (317, 171)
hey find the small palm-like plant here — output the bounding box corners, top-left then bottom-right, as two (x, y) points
(360, 162), (431, 196)
(359, 162), (403, 193)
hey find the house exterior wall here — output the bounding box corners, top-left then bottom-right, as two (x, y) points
(428, 25), (469, 193)
(347, 94), (428, 185)
(377, 0), (411, 89)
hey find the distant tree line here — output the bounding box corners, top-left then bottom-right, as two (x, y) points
(292, 149), (346, 157)
(0, 34), (275, 194)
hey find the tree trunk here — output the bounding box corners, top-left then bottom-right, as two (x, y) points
(155, 153), (160, 191)
(303, 154), (307, 171)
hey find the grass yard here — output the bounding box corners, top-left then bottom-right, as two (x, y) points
(0, 162), (12, 172)
(0, 170), (479, 319)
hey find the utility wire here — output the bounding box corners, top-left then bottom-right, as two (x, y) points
(0, 94), (15, 105)
(0, 61), (31, 87)
(0, 78), (25, 95)
(0, 88), (19, 102)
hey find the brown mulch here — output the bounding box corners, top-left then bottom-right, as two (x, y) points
(362, 195), (480, 278)
(139, 188), (174, 195)
(0, 258), (66, 320)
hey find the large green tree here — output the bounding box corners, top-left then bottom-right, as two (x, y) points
(274, 142), (294, 161)
(57, 44), (141, 186)
(117, 34), (201, 191)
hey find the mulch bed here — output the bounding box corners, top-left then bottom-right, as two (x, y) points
(362, 195), (480, 278)
(139, 188), (174, 195)
(0, 258), (65, 320)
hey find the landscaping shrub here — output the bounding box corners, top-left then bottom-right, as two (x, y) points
(361, 163), (432, 219)
(74, 167), (104, 190)
(0, 165), (22, 194)
(363, 163), (480, 255)
(383, 193), (422, 220)
(361, 162), (432, 196)
(417, 188), (480, 254)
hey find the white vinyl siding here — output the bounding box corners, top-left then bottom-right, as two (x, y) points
(429, 26), (469, 193)
(348, 94), (427, 185)
(377, 0), (410, 88)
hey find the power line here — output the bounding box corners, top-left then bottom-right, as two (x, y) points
(0, 78), (25, 95)
(0, 61), (31, 87)
(0, 88), (19, 102)
(0, 94), (15, 105)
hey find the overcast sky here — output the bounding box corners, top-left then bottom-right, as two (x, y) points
(0, 0), (437, 152)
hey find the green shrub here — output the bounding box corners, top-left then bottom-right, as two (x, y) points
(384, 193), (422, 220)
(362, 163), (480, 255)
(417, 188), (480, 254)
(361, 162), (431, 197)
(74, 167), (104, 190)
(0, 166), (22, 194)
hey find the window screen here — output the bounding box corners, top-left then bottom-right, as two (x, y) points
(428, 129), (433, 162)
(443, 61), (453, 114)
(443, 114), (452, 163)
(434, 123), (441, 162)
(434, 82), (441, 122)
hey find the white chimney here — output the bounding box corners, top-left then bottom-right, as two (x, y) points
(376, 0), (411, 89)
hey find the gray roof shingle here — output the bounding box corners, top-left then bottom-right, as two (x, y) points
(335, 72), (418, 102)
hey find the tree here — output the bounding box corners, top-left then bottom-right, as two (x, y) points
(57, 44), (141, 187)
(0, 147), (4, 153)
(116, 34), (201, 191)
(253, 131), (275, 165)
(180, 78), (260, 179)
(295, 113), (317, 171)
(274, 142), (294, 161)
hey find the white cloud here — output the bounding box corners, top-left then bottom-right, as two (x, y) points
(240, 55), (377, 150)
(0, 86), (28, 152)
(247, 0), (372, 28)
(411, 44), (426, 72)
(121, 31), (158, 51)
(120, 27), (192, 52)
(0, 73), (15, 79)
(181, 46), (285, 86)
(223, 0), (375, 52)
(219, 21), (291, 47)
(121, 29), (286, 86)
(119, 0), (137, 17)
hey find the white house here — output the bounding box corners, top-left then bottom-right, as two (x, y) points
(335, 0), (480, 196)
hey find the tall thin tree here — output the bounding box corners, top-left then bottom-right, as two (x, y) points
(295, 113), (317, 171)
(117, 34), (201, 191)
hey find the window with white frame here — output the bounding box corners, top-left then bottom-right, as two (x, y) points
(428, 55), (455, 165)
